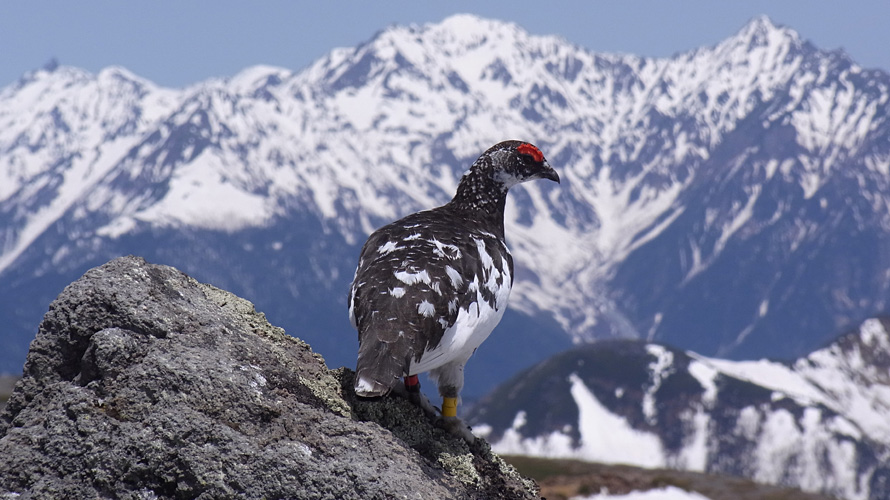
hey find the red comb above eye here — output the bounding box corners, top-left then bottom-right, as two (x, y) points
(517, 143), (544, 162)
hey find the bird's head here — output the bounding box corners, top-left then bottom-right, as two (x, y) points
(481, 140), (560, 189)
(449, 140), (559, 218)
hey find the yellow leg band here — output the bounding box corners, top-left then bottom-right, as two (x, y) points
(442, 397), (458, 418)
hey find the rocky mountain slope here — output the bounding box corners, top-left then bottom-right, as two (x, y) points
(2, 15), (889, 400)
(468, 318), (890, 499)
(0, 256), (537, 499)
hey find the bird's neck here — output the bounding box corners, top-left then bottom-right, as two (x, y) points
(445, 169), (508, 235)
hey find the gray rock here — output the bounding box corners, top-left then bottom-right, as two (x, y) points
(0, 256), (538, 499)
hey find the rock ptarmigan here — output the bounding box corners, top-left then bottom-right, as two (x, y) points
(348, 140), (559, 440)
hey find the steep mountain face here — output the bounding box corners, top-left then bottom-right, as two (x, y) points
(1, 15), (889, 398)
(608, 23), (890, 358)
(468, 317), (890, 500)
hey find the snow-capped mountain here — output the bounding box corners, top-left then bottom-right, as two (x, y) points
(2, 15), (890, 398)
(468, 317), (890, 500)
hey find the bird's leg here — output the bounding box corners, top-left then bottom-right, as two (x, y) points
(437, 385), (476, 443)
(403, 375), (438, 417)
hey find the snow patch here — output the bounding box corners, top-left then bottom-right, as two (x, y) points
(490, 373), (666, 468)
(687, 360), (718, 407)
(643, 345), (674, 424)
(574, 486), (713, 500)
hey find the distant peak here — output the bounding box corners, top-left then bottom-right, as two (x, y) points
(14, 60), (90, 89)
(408, 13), (527, 45)
(747, 14), (779, 30)
(98, 65), (142, 81)
(435, 13), (515, 31)
(42, 57), (60, 73)
(734, 14), (801, 47)
(229, 65), (291, 93)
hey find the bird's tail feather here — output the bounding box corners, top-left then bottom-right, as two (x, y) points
(354, 373), (392, 397)
(354, 333), (410, 398)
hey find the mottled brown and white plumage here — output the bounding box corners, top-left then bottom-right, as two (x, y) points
(349, 140), (558, 438)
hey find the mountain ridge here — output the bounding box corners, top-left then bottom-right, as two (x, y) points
(468, 317), (890, 499)
(1, 15), (889, 402)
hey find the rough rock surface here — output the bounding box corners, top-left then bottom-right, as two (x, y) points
(0, 256), (538, 499)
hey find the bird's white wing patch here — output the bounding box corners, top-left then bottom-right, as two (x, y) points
(418, 300), (436, 317)
(445, 265), (464, 288)
(409, 275), (511, 374)
(394, 269), (432, 285)
(348, 284), (358, 328)
(377, 240), (403, 255)
(429, 238), (462, 259)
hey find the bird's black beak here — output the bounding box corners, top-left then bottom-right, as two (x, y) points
(541, 161), (560, 183)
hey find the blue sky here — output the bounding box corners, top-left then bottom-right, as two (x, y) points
(2, 1), (888, 88)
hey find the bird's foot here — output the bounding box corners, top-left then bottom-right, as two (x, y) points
(390, 375), (439, 418)
(438, 415), (477, 443)
(395, 377), (476, 442)
(407, 388), (439, 418)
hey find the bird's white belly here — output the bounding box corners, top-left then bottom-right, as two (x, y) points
(410, 278), (511, 374)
